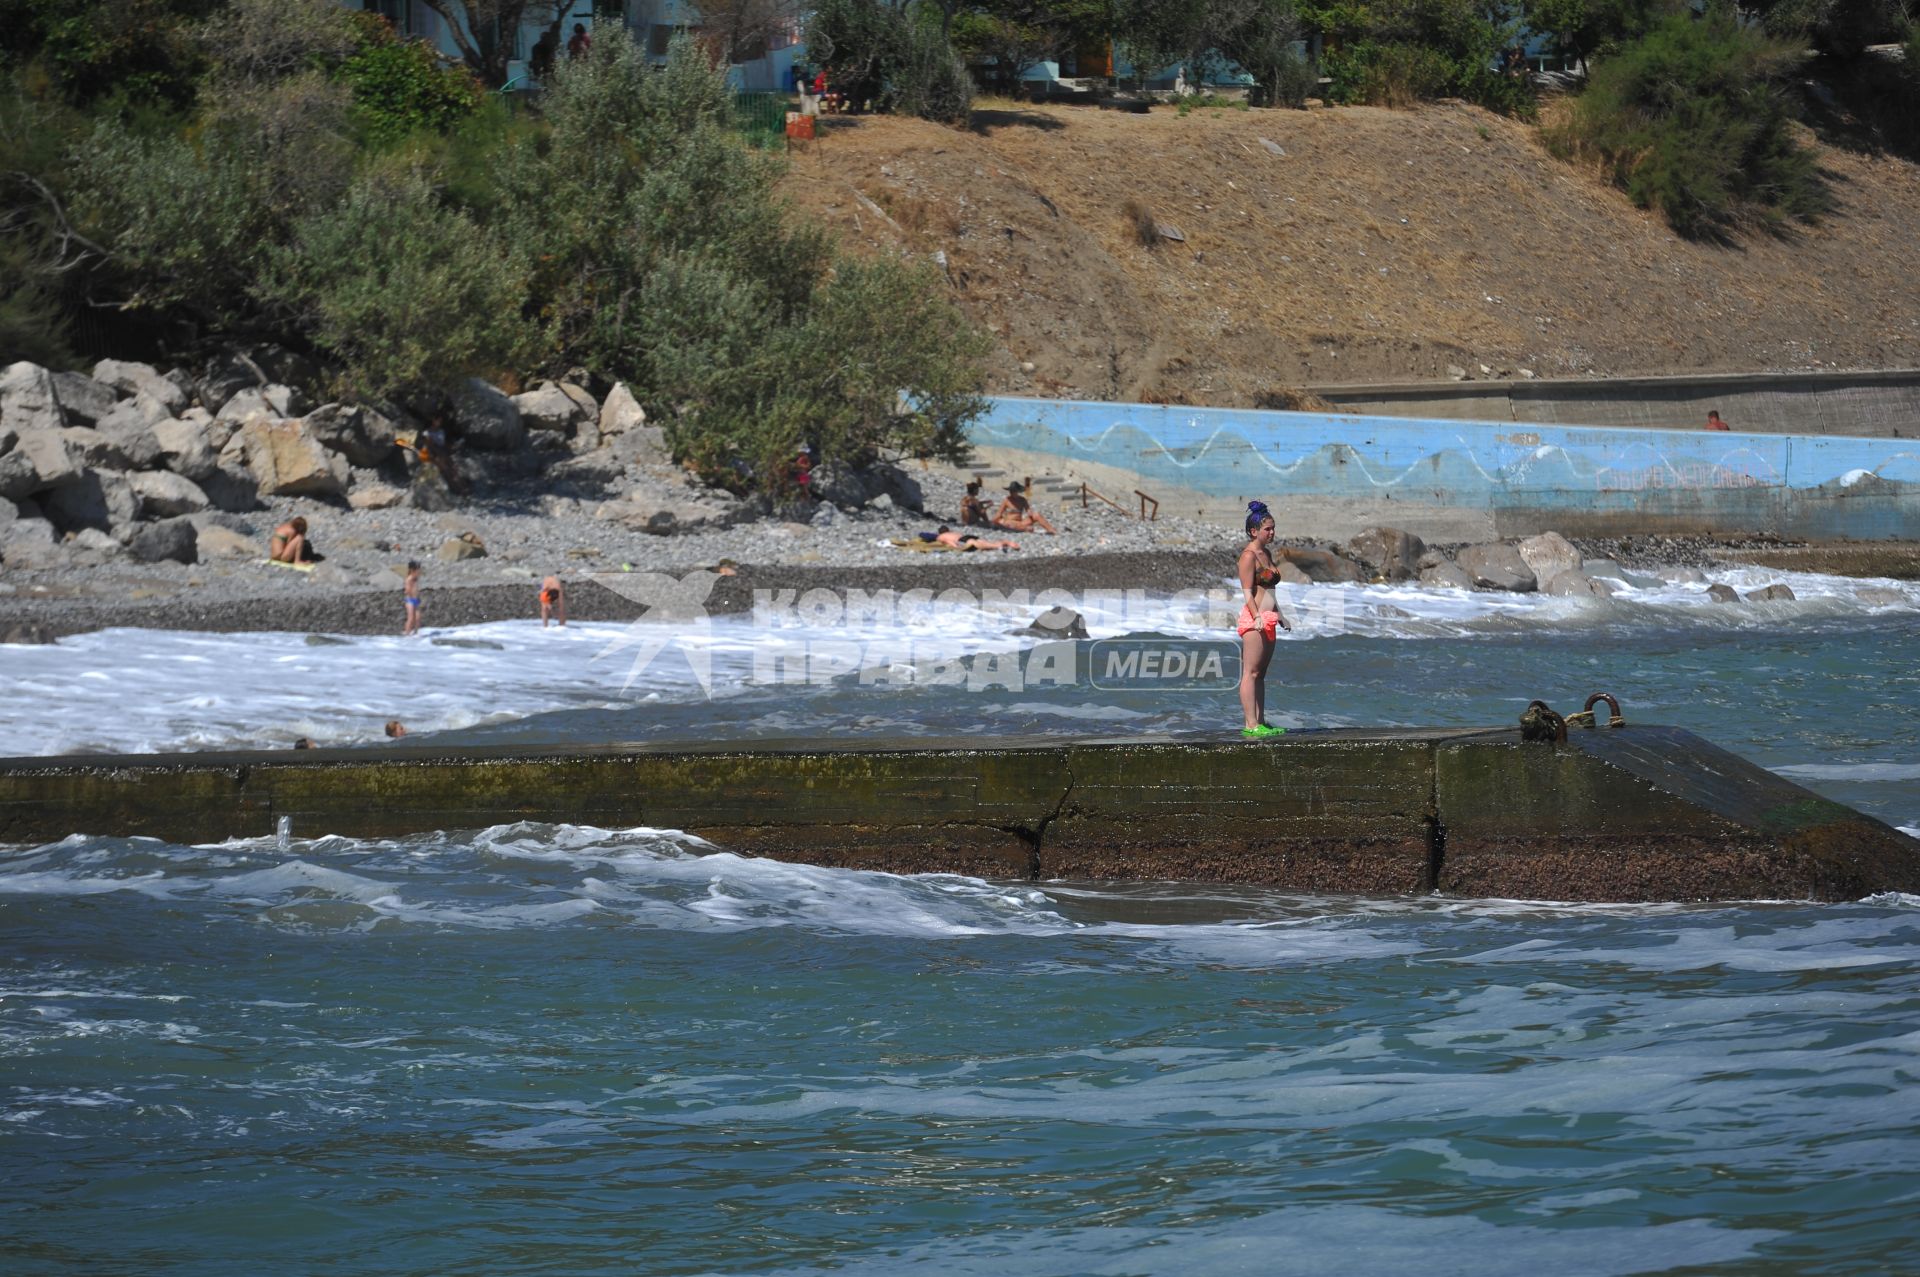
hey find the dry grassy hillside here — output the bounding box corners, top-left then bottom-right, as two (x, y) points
(779, 99), (1920, 403)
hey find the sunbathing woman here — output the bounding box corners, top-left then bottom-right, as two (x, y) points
(1236, 500), (1288, 737)
(959, 479), (991, 527)
(268, 517), (320, 564)
(993, 482), (1057, 535)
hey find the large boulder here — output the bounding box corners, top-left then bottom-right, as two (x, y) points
(810, 461), (872, 509)
(250, 344), (319, 390)
(1345, 526), (1427, 581)
(192, 523), (256, 559)
(1455, 542), (1537, 592)
(40, 469), (138, 534)
(1542, 569), (1616, 598)
(237, 419), (349, 498)
(559, 383), (599, 450)
(545, 450), (626, 491)
(1418, 561), (1476, 590)
(0, 361), (66, 434)
(607, 425), (670, 470)
(50, 371), (117, 427)
(129, 470), (211, 518)
(262, 383), (308, 418)
(435, 532), (487, 561)
(1022, 606), (1090, 640)
(513, 381), (592, 436)
(304, 403), (399, 468)
(1746, 583), (1797, 603)
(599, 382), (646, 436)
(200, 465), (260, 513)
(1278, 547), (1367, 584)
(348, 483), (406, 511)
(1516, 532), (1582, 587)
(93, 359), (187, 415)
(95, 394), (168, 469)
(216, 386), (283, 425)
(61, 426), (139, 471)
(3, 427), (85, 497)
(454, 378), (525, 452)
(1706, 583), (1741, 603)
(151, 417), (220, 481)
(197, 351), (265, 415)
(127, 516), (198, 564)
(0, 516), (65, 569)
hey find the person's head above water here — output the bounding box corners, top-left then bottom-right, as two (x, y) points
(1245, 500), (1274, 534)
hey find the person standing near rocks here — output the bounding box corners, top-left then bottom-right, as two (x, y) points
(402, 560), (423, 636)
(540, 575), (566, 628)
(1236, 500), (1288, 738)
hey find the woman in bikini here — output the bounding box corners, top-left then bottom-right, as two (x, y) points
(993, 482), (1057, 535)
(268, 516), (317, 564)
(1236, 500), (1287, 737)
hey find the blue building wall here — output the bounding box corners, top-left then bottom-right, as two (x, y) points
(971, 396), (1920, 542)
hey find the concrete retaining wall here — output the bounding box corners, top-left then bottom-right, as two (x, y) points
(1313, 368), (1920, 437)
(4, 728), (1916, 902)
(971, 394), (1920, 542)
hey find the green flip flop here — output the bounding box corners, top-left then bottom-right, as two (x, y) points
(1240, 724), (1287, 738)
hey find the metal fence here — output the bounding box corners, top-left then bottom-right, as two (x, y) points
(731, 91), (792, 151)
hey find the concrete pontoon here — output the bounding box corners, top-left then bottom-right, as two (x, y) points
(4, 727), (1917, 902)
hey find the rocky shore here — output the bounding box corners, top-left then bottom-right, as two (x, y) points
(3, 352), (1901, 642)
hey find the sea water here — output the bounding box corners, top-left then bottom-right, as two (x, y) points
(3, 564), (1919, 1274)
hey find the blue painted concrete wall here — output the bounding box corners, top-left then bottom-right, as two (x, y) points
(972, 396), (1920, 541)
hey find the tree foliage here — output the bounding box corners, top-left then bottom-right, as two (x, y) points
(1547, 9), (1828, 237)
(804, 0), (973, 121)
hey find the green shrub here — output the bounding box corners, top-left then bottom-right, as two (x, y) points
(36, 0), (213, 110)
(804, 0), (972, 123)
(70, 118), (282, 325)
(1309, 0), (1534, 116)
(338, 17), (482, 145)
(259, 169), (533, 397)
(1549, 11), (1828, 237)
(0, 238), (74, 367)
(894, 19), (974, 125)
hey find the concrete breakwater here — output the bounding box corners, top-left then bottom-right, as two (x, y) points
(4, 729), (1915, 902)
(970, 394), (1920, 543)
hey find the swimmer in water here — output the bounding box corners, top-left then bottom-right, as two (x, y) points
(1236, 500), (1288, 737)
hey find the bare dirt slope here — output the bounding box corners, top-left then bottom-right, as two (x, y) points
(780, 100), (1920, 403)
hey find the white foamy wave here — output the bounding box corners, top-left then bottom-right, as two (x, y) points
(0, 592), (1216, 756)
(1775, 762), (1920, 783)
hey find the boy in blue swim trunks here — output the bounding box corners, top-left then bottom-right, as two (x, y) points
(402, 560), (422, 636)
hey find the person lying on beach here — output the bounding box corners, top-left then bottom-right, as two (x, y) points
(920, 526), (1020, 551)
(540, 575), (567, 628)
(993, 483), (1057, 535)
(268, 517), (322, 564)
